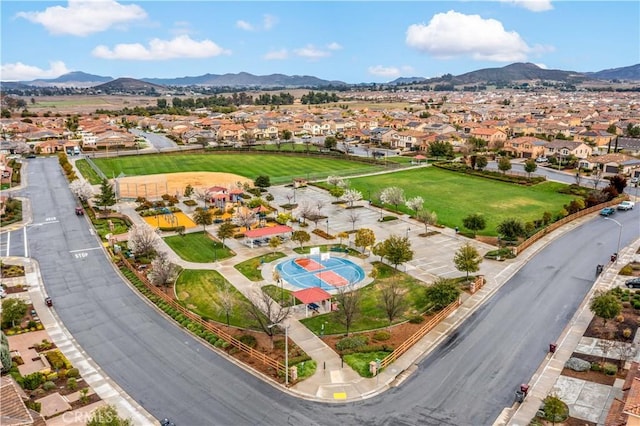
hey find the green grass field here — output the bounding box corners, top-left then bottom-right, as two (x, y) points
(163, 232), (233, 262)
(175, 269), (253, 328)
(337, 167), (575, 236)
(91, 153), (384, 184)
(75, 159), (103, 184)
(235, 252), (286, 281)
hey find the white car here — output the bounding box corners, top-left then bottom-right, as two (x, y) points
(535, 156), (548, 163)
(617, 201), (635, 211)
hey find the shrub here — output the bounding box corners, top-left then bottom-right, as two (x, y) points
(25, 400), (41, 413)
(379, 215), (398, 222)
(616, 314), (625, 323)
(590, 362), (602, 372)
(336, 335), (368, 352)
(623, 328), (633, 339)
(408, 315), (424, 324)
(46, 372), (58, 381)
(45, 350), (72, 370)
(603, 363), (618, 376)
(67, 377), (78, 390)
(20, 372), (45, 390)
(372, 331), (391, 341)
(619, 265), (634, 275)
(66, 367), (80, 378)
(238, 334), (257, 348)
(43, 381), (56, 391)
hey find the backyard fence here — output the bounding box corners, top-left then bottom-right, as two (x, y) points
(119, 256), (286, 378)
(380, 298), (461, 370)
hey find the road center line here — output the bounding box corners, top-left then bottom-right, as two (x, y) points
(69, 247), (103, 253)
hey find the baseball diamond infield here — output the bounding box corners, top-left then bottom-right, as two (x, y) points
(115, 172), (253, 199)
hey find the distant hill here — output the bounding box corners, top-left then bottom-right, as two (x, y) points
(388, 77), (428, 85)
(143, 72), (347, 87)
(587, 64), (640, 81)
(93, 78), (166, 93)
(28, 71), (113, 88)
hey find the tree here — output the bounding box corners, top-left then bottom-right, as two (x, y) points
(217, 222), (235, 246)
(428, 141), (454, 159)
(380, 280), (406, 326)
(590, 290), (622, 327)
(291, 230), (310, 248)
(293, 200), (317, 224)
(87, 404), (133, 426)
(232, 208), (257, 231)
(329, 186), (345, 201)
(148, 251), (180, 293)
(380, 186), (405, 212)
(342, 188), (363, 208)
(415, 209), (437, 234)
(324, 136), (337, 149)
(523, 159), (537, 178)
(69, 179), (94, 202)
(127, 223), (160, 257)
(218, 284), (235, 328)
(254, 175), (271, 188)
(354, 228), (375, 254)
(1, 298), (28, 328)
(424, 278), (460, 311)
(405, 196), (424, 213)
(462, 213), (486, 237)
(608, 174), (627, 195)
(347, 209), (360, 231)
(275, 212), (293, 225)
(541, 394), (568, 425)
(335, 284), (361, 336)
(194, 187), (212, 209)
(0, 331), (11, 374)
(94, 178), (116, 211)
(497, 156), (512, 175)
(326, 175), (345, 188)
(244, 290), (290, 345)
(193, 208), (214, 231)
(281, 129), (292, 142)
(453, 243), (482, 279)
(269, 236), (282, 253)
(381, 235), (413, 270)
(183, 184), (194, 199)
(496, 218), (525, 242)
(476, 155), (488, 171)
(372, 242), (386, 262)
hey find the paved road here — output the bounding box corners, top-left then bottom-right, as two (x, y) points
(130, 128), (177, 150)
(19, 156), (640, 425)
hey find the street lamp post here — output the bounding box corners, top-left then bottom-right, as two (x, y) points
(406, 227), (410, 239)
(605, 217), (623, 263)
(326, 219), (329, 234)
(268, 322), (290, 385)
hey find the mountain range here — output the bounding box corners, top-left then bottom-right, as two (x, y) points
(3, 63), (639, 90)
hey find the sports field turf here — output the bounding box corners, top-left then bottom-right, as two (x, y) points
(91, 153), (384, 184)
(345, 167), (576, 236)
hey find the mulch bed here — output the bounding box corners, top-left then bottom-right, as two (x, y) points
(583, 305), (639, 341)
(560, 353), (627, 386)
(68, 392), (102, 411)
(321, 321), (426, 354)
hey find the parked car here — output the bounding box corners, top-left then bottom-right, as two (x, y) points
(535, 156), (548, 163)
(631, 177), (639, 186)
(625, 277), (640, 289)
(599, 207), (616, 217)
(0, 288), (6, 298)
(617, 201), (635, 211)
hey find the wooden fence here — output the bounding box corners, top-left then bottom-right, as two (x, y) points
(119, 256), (285, 377)
(514, 196), (628, 255)
(380, 298), (461, 370)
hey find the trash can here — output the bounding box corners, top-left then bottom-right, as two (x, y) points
(515, 390), (525, 403)
(549, 343), (557, 353)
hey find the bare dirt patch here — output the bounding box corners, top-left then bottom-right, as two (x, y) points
(118, 172), (252, 199)
(583, 305), (639, 341)
(320, 321), (426, 354)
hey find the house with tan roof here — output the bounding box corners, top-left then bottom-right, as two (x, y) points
(503, 136), (547, 159)
(391, 130), (430, 150)
(578, 153), (640, 176)
(545, 139), (592, 159)
(469, 127), (507, 149)
(575, 129), (615, 147)
(0, 376), (46, 426)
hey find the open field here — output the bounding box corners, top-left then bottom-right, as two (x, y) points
(342, 167), (575, 236)
(92, 153), (384, 184)
(118, 171), (252, 198)
(163, 232), (234, 262)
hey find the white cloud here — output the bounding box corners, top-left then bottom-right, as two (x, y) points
(498, 0), (553, 12)
(237, 14), (277, 31)
(406, 10), (549, 62)
(1, 61), (71, 81)
(368, 65), (401, 78)
(263, 14), (277, 30)
(236, 20), (254, 31)
(16, 0), (146, 36)
(327, 42), (342, 51)
(264, 49), (288, 60)
(294, 45), (331, 59)
(92, 35), (230, 60)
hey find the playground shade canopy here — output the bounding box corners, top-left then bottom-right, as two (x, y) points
(292, 287), (331, 304)
(244, 225), (292, 239)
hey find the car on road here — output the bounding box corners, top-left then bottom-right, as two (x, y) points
(599, 207), (616, 217)
(535, 156), (548, 163)
(625, 277), (640, 288)
(630, 177), (639, 186)
(617, 201), (635, 211)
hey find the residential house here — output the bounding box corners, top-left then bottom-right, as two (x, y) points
(370, 128), (397, 145)
(391, 130), (429, 151)
(94, 130), (136, 149)
(611, 137), (640, 156)
(544, 139), (592, 160)
(579, 153), (640, 177)
(0, 376), (46, 426)
(469, 127), (508, 149)
(605, 362), (640, 426)
(575, 129), (615, 147)
(503, 136), (548, 159)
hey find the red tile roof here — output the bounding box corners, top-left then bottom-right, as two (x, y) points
(244, 225), (292, 238)
(293, 287), (331, 304)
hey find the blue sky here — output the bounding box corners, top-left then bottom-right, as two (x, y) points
(1, 1), (638, 83)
